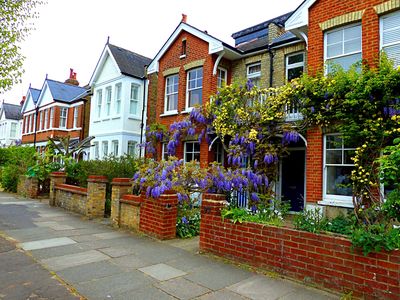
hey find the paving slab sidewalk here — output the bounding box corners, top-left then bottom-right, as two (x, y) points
(0, 192), (340, 300)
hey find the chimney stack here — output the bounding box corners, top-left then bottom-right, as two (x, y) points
(20, 96), (26, 106)
(65, 68), (79, 86)
(181, 13), (187, 23)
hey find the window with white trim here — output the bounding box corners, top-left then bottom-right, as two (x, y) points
(324, 24), (362, 74)
(39, 111), (44, 130)
(93, 142), (99, 159)
(324, 134), (356, 205)
(44, 109), (49, 129)
(127, 141), (137, 156)
(96, 89), (102, 118)
(102, 141), (108, 157)
(73, 107), (78, 128)
(165, 74), (178, 112)
(286, 52), (304, 81)
(10, 123), (17, 138)
(59, 108), (68, 129)
(129, 84), (140, 115)
(105, 86), (112, 116)
(112, 140), (119, 156)
(186, 68), (203, 109)
(114, 83), (122, 114)
(380, 11), (400, 67)
(217, 67), (227, 88)
(49, 108), (54, 129)
(161, 143), (169, 160)
(23, 116), (27, 133)
(247, 62), (261, 87)
(184, 141), (200, 163)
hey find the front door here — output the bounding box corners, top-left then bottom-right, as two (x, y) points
(281, 150), (305, 212)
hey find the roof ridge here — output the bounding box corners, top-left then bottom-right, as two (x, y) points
(108, 43), (151, 61)
(46, 78), (87, 89)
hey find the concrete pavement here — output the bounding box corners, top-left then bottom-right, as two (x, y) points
(0, 192), (339, 300)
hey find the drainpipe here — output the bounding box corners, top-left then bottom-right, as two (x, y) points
(268, 46), (275, 88)
(139, 76), (147, 158)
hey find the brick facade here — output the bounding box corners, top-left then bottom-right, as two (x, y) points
(307, 0), (394, 74)
(200, 195), (400, 299)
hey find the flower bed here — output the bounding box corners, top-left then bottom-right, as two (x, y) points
(200, 194), (400, 299)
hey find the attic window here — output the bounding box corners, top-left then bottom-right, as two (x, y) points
(181, 39), (187, 58)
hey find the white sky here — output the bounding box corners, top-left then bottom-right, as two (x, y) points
(2, 0), (303, 105)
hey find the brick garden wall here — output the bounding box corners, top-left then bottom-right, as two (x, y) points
(54, 184), (88, 215)
(200, 195), (400, 300)
(17, 175), (39, 198)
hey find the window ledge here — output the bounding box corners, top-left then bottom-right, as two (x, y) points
(181, 108), (193, 114)
(102, 118), (111, 121)
(160, 111), (178, 117)
(93, 120), (101, 123)
(111, 116), (121, 120)
(180, 54), (186, 59)
(128, 116), (141, 121)
(318, 200), (354, 208)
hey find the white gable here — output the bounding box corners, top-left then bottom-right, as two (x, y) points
(285, 0), (317, 31)
(0, 107), (5, 121)
(89, 46), (121, 86)
(22, 92), (36, 113)
(96, 54), (120, 84)
(38, 82), (54, 107)
(147, 22), (226, 74)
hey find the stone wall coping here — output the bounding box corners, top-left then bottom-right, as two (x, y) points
(55, 183), (88, 196)
(87, 175), (108, 183)
(203, 193), (227, 201)
(111, 178), (132, 186)
(120, 197), (142, 207)
(50, 171), (67, 178)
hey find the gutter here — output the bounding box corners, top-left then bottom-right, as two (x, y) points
(268, 46), (275, 88)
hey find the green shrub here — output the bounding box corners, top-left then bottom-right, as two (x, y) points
(1, 165), (20, 192)
(176, 202), (200, 238)
(293, 208), (329, 233)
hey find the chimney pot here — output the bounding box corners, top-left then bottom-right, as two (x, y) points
(182, 13), (187, 23)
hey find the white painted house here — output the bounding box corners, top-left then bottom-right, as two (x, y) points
(0, 101), (23, 147)
(88, 43), (151, 159)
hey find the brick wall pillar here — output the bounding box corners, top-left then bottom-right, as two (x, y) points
(87, 175), (108, 219)
(200, 193), (228, 251)
(139, 192), (178, 240)
(17, 175), (39, 198)
(111, 178), (132, 227)
(49, 172), (66, 206)
(306, 126), (323, 204)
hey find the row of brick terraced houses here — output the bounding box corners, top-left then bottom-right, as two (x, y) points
(2, 0), (400, 214)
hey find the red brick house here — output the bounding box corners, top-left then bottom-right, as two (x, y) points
(286, 0), (400, 212)
(147, 16), (242, 165)
(21, 70), (91, 152)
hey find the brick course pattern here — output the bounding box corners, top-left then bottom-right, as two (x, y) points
(307, 0), (391, 74)
(111, 178), (133, 227)
(200, 195), (400, 300)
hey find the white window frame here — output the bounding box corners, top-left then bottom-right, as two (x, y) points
(184, 141), (201, 163)
(164, 74), (179, 114)
(161, 143), (169, 160)
(127, 141), (137, 156)
(129, 84), (140, 116)
(112, 140), (119, 156)
(39, 111), (44, 130)
(102, 141), (108, 157)
(321, 134), (356, 207)
(49, 108), (54, 129)
(247, 62), (261, 87)
(380, 10), (400, 67)
(186, 68), (203, 110)
(324, 23), (362, 74)
(44, 109), (49, 129)
(114, 83), (122, 115)
(93, 142), (99, 159)
(59, 107), (68, 129)
(105, 86), (112, 116)
(10, 123), (17, 138)
(217, 67), (227, 88)
(286, 52), (305, 82)
(24, 116), (28, 133)
(96, 89), (102, 119)
(73, 107), (78, 128)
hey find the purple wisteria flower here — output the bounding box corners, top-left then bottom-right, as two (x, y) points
(246, 79), (254, 91)
(181, 216), (189, 224)
(282, 131), (300, 144)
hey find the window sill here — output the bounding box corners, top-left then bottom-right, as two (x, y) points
(93, 120), (101, 123)
(128, 116), (141, 121)
(102, 118), (111, 121)
(180, 54), (186, 59)
(318, 199), (354, 208)
(111, 116), (121, 120)
(180, 108), (194, 114)
(160, 111), (178, 117)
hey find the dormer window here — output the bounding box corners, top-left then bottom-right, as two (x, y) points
(181, 39), (187, 58)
